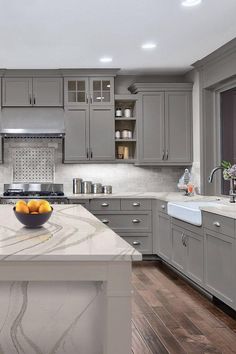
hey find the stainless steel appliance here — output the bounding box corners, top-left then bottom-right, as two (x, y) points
(0, 183), (68, 204)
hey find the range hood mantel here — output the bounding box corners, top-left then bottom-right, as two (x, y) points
(0, 108), (65, 137)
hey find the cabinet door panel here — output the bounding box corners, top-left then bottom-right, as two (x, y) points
(157, 212), (171, 262)
(186, 231), (203, 285)
(165, 91), (192, 163)
(89, 106), (115, 161)
(89, 77), (114, 105)
(2, 78), (32, 106)
(64, 108), (89, 162)
(140, 93), (165, 163)
(64, 78), (89, 106)
(171, 226), (186, 272)
(33, 78), (63, 106)
(204, 229), (235, 306)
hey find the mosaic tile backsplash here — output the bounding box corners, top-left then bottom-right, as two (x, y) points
(0, 138), (186, 194)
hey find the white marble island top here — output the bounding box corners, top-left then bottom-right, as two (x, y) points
(0, 205), (141, 262)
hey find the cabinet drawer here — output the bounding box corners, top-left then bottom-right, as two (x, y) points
(121, 199), (152, 211)
(203, 212), (234, 238)
(157, 200), (168, 214)
(121, 234), (152, 254)
(68, 199), (90, 209)
(94, 212), (152, 233)
(90, 199), (120, 211)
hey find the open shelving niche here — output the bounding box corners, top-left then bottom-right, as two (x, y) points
(114, 94), (138, 163)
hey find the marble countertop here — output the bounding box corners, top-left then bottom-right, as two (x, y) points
(0, 205), (141, 262)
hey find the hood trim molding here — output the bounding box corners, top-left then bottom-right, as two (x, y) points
(1, 129), (65, 138)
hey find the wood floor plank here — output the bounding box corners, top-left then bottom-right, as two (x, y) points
(132, 322), (153, 354)
(133, 313), (170, 354)
(132, 261), (236, 354)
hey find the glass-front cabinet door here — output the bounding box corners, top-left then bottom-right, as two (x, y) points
(65, 78), (89, 106)
(89, 77), (114, 105)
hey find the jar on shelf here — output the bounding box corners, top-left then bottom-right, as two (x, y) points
(124, 108), (131, 118)
(115, 108), (122, 117)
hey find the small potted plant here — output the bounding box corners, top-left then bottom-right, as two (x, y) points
(221, 160), (236, 202)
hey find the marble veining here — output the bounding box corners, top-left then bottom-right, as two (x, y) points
(0, 205), (141, 261)
(0, 281), (103, 354)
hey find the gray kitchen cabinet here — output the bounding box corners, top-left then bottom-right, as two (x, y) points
(89, 106), (115, 160)
(157, 212), (171, 262)
(165, 91), (192, 163)
(171, 224), (186, 272)
(64, 76), (115, 163)
(204, 227), (235, 307)
(64, 108), (89, 162)
(90, 78), (114, 106)
(140, 93), (165, 163)
(2, 78), (32, 106)
(129, 83), (192, 165)
(171, 221), (204, 285)
(32, 78), (63, 106)
(90, 198), (153, 254)
(64, 78), (89, 106)
(2, 77), (63, 107)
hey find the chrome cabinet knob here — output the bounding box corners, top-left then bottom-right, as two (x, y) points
(132, 202), (140, 207)
(213, 221), (220, 227)
(101, 202), (109, 207)
(161, 204), (166, 210)
(101, 219), (109, 224)
(132, 241), (141, 246)
(132, 219), (140, 224)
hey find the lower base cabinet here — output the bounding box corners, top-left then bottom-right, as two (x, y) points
(171, 223), (204, 286)
(204, 228), (235, 308)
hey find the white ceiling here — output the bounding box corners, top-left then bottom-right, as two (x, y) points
(0, 0), (236, 73)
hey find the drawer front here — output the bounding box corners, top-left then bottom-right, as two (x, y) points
(203, 211), (234, 238)
(121, 199), (152, 211)
(157, 200), (168, 214)
(90, 199), (120, 211)
(121, 235), (152, 254)
(94, 212), (152, 233)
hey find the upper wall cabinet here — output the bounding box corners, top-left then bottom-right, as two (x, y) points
(64, 77), (114, 106)
(129, 83), (193, 166)
(2, 77), (63, 107)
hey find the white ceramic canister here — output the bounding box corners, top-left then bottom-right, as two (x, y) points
(124, 108), (131, 118)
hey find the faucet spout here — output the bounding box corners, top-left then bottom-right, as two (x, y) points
(208, 166), (224, 183)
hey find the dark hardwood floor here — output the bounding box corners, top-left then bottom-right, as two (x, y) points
(132, 261), (236, 354)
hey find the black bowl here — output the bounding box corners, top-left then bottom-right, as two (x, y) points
(14, 207), (53, 228)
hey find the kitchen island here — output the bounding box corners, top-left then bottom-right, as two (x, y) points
(0, 204), (141, 354)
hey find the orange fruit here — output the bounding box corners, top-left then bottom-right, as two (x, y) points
(16, 203), (30, 214)
(38, 200), (50, 208)
(39, 203), (52, 214)
(27, 200), (40, 213)
(15, 200), (27, 209)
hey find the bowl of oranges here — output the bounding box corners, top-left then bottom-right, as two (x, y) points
(14, 199), (53, 228)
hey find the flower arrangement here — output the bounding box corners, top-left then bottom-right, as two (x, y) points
(221, 161), (236, 180)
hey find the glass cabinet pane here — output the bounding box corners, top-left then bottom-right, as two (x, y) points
(68, 81), (76, 91)
(93, 81), (101, 91)
(93, 91), (103, 102)
(68, 91), (76, 102)
(77, 92), (86, 102)
(102, 92), (110, 102)
(102, 80), (111, 91)
(77, 81), (85, 91)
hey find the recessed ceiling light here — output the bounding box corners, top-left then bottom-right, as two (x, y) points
(141, 42), (157, 50)
(181, 0), (202, 7)
(100, 57), (112, 63)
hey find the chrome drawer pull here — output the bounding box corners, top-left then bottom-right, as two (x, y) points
(181, 233), (184, 245)
(213, 221), (220, 227)
(132, 241), (141, 246)
(101, 219), (109, 224)
(101, 203), (109, 207)
(132, 202), (140, 207)
(161, 204), (166, 210)
(132, 219), (140, 224)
